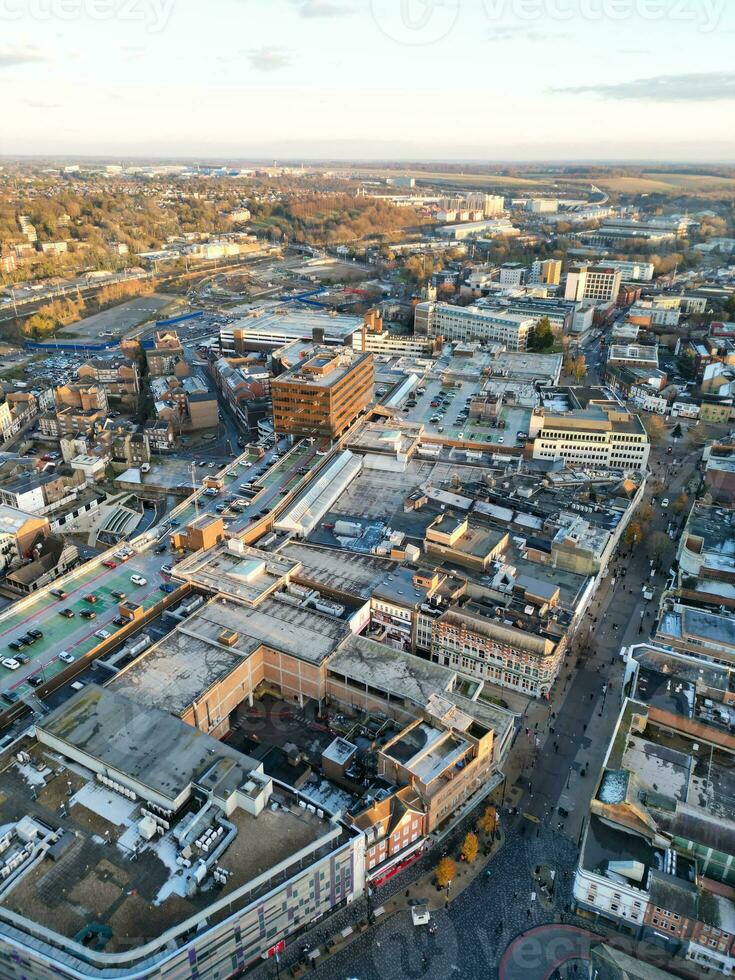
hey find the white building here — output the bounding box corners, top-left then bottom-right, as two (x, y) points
(565, 265), (623, 305)
(414, 302), (535, 351)
(499, 263), (527, 288)
(603, 260), (655, 283)
(532, 405), (650, 471)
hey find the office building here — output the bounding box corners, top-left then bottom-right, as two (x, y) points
(532, 400), (650, 471)
(565, 265), (623, 305)
(414, 302), (535, 351)
(271, 347), (373, 439)
(499, 263), (527, 287)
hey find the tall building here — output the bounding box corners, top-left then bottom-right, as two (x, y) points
(414, 302), (535, 351)
(565, 264), (623, 305)
(271, 347), (374, 439)
(499, 263), (527, 287)
(530, 259), (562, 286)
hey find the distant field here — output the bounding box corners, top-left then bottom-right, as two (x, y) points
(591, 173), (735, 196)
(339, 168), (551, 190)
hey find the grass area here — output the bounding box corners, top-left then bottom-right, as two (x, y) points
(586, 172), (735, 197)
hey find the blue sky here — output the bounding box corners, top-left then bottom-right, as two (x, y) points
(1, 0), (734, 160)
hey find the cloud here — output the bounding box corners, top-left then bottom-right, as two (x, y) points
(0, 46), (48, 69)
(553, 71), (735, 102)
(488, 25), (568, 43)
(291, 0), (355, 16)
(246, 46), (292, 72)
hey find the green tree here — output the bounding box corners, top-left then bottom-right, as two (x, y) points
(529, 316), (555, 353)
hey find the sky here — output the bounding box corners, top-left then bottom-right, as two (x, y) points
(1, 0), (734, 162)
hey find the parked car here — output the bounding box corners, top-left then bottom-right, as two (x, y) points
(80, 610), (96, 620)
(2, 659), (20, 671)
(130, 575), (147, 586)
(159, 583), (175, 594)
(28, 629), (43, 640)
(102, 560), (117, 569)
(95, 629), (111, 641)
(15, 653), (29, 665)
(59, 608), (75, 618)
(58, 651), (75, 664)
(7, 641), (22, 652)
(28, 676), (44, 688)
(50, 588), (67, 599)
(84, 594), (98, 604)
(2, 691), (19, 704)
(112, 616), (126, 627)
(111, 590), (126, 601)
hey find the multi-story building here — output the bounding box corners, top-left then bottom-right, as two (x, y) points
(499, 262), (527, 287)
(430, 605), (568, 699)
(271, 347), (373, 439)
(54, 383), (108, 414)
(565, 264), (623, 305)
(529, 259), (562, 286)
(221, 309), (364, 355)
(145, 330), (187, 378)
(414, 302), (535, 351)
(0, 684), (365, 980)
(532, 403), (650, 471)
(493, 296), (575, 334)
(629, 300), (681, 328)
(78, 356), (140, 407)
(601, 260), (655, 282)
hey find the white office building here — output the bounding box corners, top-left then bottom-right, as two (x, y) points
(414, 302), (535, 351)
(532, 406), (650, 471)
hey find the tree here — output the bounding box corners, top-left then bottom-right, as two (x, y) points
(648, 531), (670, 566)
(477, 806), (497, 836)
(436, 857), (456, 889)
(638, 504), (654, 526)
(624, 521), (644, 549)
(673, 492), (689, 514)
(643, 414), (666, 445)
(676, 350), (697, 381)
(461, 831), (479, 864)
(672, 423), (683, 439)
(567, 353), (587, 382)
(529, 316), (555, 353)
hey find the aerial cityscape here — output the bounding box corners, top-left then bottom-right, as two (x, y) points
(0, 2), (734, 979)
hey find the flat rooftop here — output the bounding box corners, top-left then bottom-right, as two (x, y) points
(0, 734), (331, 954)
(232, 307), (363, 342)
(280, 541), (398, 600)
(38, 685), (256, 808)
(172, 542), (296, 605)
(328, 635), (455, 707)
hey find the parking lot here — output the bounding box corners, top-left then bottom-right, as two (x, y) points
(0, 547), (171, 702)
(398, 374), (532, 446)
(56, 294), (173, 345)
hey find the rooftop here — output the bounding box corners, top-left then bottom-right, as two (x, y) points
(38, 685), (258, 808)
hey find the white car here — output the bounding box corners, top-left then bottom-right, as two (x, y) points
(95, 629), (111, 640)
(2, 659), (20, 671)
(59, 651), (74, 664)
(661, 498), (669, 509)
(130, 574), (147, 587)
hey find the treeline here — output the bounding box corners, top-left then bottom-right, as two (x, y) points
(251, 193), (429, 244)
(23, 278), (156, 339)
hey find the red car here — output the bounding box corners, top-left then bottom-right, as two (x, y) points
(102, 560), (117, 569)
(84, 594), (98, 604)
